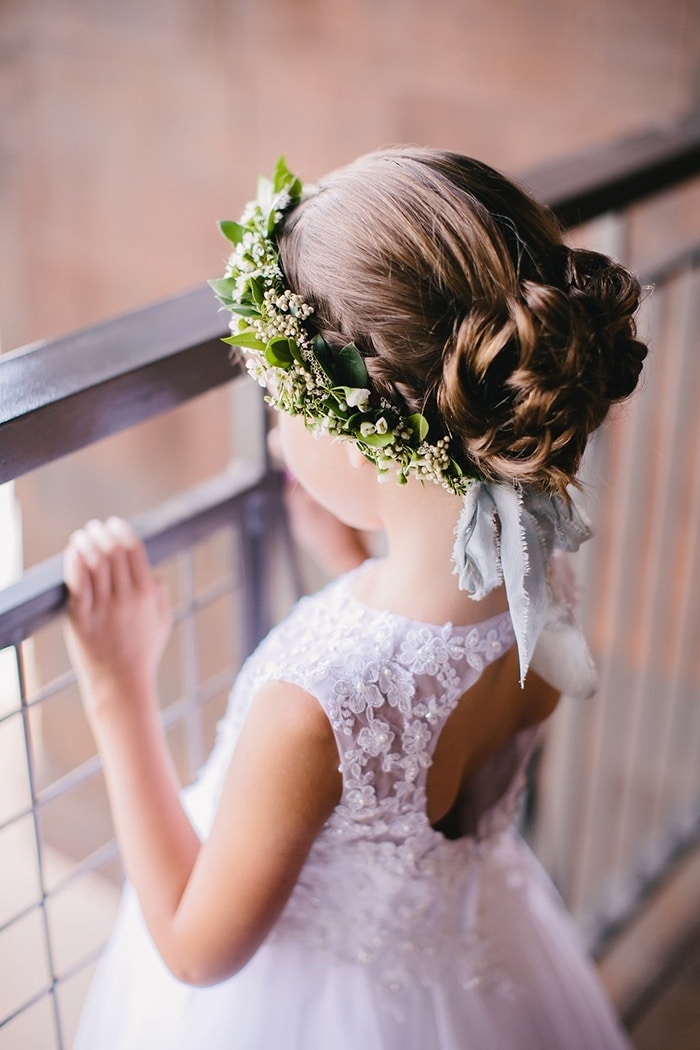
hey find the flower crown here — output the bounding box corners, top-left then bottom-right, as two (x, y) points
(209, 157), (473, 495)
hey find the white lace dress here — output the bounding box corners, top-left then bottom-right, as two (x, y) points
(75, 568), (630, 1049)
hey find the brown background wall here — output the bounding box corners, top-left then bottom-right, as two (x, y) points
(1, 0), (699, 561)
(3, 0), (699, 353)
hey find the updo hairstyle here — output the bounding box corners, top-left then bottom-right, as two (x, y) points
(278, 148), (647, 494)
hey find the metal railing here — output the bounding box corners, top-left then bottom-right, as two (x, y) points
(1, 114), (699, 1047)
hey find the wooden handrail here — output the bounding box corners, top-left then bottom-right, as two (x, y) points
(0, 287), (236, 486)
(523, 112), (700, 227)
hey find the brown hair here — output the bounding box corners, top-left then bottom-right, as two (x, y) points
(278, 148), (647, 493)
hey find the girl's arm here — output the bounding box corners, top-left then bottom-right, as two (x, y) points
(64, 519), (341, 986)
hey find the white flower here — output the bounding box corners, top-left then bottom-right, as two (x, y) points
(346, 782), (376, 811)
(377, 662), (415, 713)
(413, 694), (452, 723)
(245, 358), (268, 387)
(357, 719), (395, 757)
(401, 754), (423, 782)
(479, 627), (505, 661)
(402, 719), (432, 755)
(346, 387), (371, 409)
(399, 629), (451, 675)
(397, 624), (467, 679)
(464, 627), (486, 670)
(332, 658), (384, 716)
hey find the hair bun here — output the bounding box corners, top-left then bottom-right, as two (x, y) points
(438, 248), (647, 492)
(564, 248), (647, 401)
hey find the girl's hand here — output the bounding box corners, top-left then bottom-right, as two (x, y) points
(63, 518), (172, 718)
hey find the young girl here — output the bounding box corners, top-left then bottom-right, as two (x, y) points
(64, 149), (646, 1049)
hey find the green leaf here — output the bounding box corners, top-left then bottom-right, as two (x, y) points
(265, 338), (294, 368)
(361, 432), (395, 448)
(224, 333), (266, 351)
(267, 207), (279, 236)
(208, 276), (237, 301)
(273, 156), (291, 193)
(257, 175), (273, 212)
(407, 413), (429, 444)
(321, 395), (347, 418)
(249, 277), (265, 306)
(312, 336), (334, 381)
(274, 156), (303, 198)
(334, 343), (369, 388)
(227, 303), (260, 317)
(344, 413), (371, 432)
(217, 220), (246, 245)
(288, 340), (305, 364)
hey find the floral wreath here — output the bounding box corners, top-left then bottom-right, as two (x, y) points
(209, 157), (472, 495)
(208, 158), (598, 691)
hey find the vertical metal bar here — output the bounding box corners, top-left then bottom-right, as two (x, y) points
(236, 390), (279, 659)
(179, 551), (204, 780)
(230, 379), (267, 477)
(15, 639), (62, 1049)
(274, 475), (305, 602)
(238, 489), (272, 659)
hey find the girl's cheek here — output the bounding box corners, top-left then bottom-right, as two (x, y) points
(266, 424), (284, 465)
(277, 415), (315, 475)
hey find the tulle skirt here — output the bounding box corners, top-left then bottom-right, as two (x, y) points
(74, 833), (630, 1050)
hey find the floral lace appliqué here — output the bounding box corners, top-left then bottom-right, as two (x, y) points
(204, 572), (525, 1014)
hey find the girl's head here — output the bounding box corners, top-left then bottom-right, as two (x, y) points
(278, 148), (647, 494)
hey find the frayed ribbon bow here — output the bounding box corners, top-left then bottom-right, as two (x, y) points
(453, 482), (593, 687)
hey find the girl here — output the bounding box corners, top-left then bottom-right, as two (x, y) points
(64, 149), (646, 1049)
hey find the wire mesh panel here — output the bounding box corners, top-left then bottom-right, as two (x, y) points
(0, 490), (297, 1049)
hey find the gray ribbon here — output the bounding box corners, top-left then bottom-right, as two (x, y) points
(453, 481), (592, 685)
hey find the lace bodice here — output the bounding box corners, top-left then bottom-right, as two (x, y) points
(186, 567), (540, 1004)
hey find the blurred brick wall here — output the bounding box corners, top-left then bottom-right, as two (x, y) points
(0, 0), (698, 567)
(2, 0), (698, 353)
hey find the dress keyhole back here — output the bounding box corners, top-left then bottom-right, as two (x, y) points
(426, 645), (560, 834)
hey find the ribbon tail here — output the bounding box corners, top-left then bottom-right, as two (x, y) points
(452, 483), (502, 599)
(453, 480), (596, 690)
(490, 487), (549, 686)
